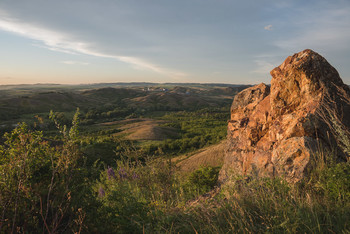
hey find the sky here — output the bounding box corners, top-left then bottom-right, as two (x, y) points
(0, 0), (349, 85)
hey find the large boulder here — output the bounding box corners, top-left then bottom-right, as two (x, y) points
(219, 49), (350, 182)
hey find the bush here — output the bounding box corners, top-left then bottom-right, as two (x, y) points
(317, 162), (350, 203)
(188, 166), (220, 193)
(0, 110), (95, 233)
(93, 157), (175, 232)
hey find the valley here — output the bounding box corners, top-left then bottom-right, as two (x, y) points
(0, 83), (247, 169)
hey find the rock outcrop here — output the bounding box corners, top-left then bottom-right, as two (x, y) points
(219, 49), (350, 182)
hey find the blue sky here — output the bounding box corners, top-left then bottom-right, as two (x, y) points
(0, 0), (349, 85)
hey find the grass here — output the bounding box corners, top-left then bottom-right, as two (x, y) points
(175, 140), (226, 174)
(92, 157), (350, 233)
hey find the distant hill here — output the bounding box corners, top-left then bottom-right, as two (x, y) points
(82, 87), (146, 101)
(0, 83), (249, 122)
(127, 92), (219, 110)
(0, 82), (253, 91)
(0, 92), (93, 120)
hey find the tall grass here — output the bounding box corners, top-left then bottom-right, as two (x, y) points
(91, 148), (350, 233)
(317, 84), (350, 160)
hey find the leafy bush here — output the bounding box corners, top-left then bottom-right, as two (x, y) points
(0, 110), (95, 233)
(188, 166), (220, 192)
(316, 162), (350, 203)
(93, 157), (174, 232)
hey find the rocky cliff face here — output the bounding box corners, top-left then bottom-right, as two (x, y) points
(219, 49), (350, 182)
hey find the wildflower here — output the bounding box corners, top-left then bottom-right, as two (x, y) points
(98, 187), (105, 197)
(107, 167), (116, 180)
(118, 167), (128, 179)
(132, 172), (139, 180)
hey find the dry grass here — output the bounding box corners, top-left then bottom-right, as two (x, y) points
(175, 140), (226, 174)
(317, 84), (350, 160)
(102, 118), (179, 141)
(98, 118), (146, 126)
(126, 125), (178, 141)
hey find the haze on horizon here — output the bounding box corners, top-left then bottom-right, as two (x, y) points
(0, 0), (350, 85)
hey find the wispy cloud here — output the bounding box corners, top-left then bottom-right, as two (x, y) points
(251, 60), (275, 74)
(264, 25), (273, 31)
(0, 13), (81, 54)
(33, 43), (78, 55)
(61, 60), (89, 65)
(117, 56), (188, 78)
(0, 12), (187, 78)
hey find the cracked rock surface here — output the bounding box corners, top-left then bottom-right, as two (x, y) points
(219, 49), (350, 183)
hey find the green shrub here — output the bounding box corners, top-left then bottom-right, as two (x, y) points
(188, 166), (220, 192)
(0, 110), (97, 233)
(317, 162), (350, 203)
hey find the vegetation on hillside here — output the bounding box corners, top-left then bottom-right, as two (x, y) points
(0, 84), (349, 233)
(1, 117), (349, 233)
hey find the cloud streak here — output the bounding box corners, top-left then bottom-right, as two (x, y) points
(0, 12), (187, 78)
(264, 25), (273, 31)
(61, 60), (89, 65)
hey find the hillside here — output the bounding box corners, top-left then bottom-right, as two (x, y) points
(0, 91), (93, 120)
(99, 118), (179, 141)
(0, 83), (246, 125)
(175, 140), (226, 173)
